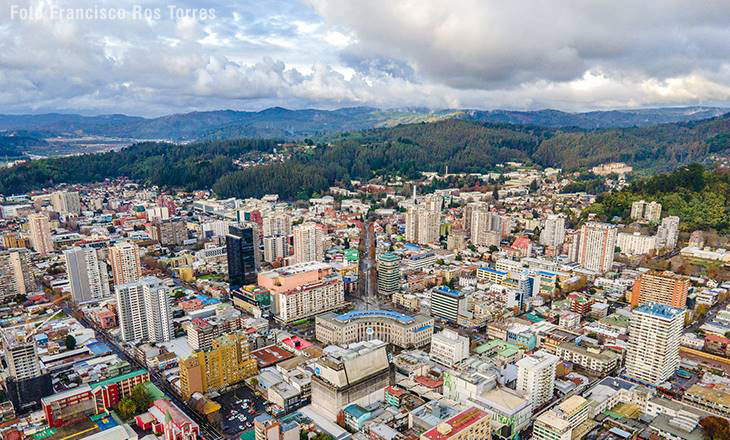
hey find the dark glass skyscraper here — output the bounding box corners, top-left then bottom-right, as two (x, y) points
(226, 224), (259, 290)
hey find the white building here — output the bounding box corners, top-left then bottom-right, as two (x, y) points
(430, 329), (469, 367)
(516, 350), (559, 410)
(540, 215), (566, 248)
(406, 207), (440, 245)
(656, 216), (680, 250)
(262, 213), (291, 237)
(292, 222), (324, 264)
(578, 222), (617, 273)
(64, 247), (111, 303)
(263, 235), (289, 263)
(617, 232), (656, 256)
(116, 276), (173, 343)
(625, 302), (684, 386)
(471, 209), (503, 247)
(533, 411), (571, 440)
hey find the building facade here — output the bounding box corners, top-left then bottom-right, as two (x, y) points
(315, 310), (433, 349)
(64, 246), (111, 303)
(108, 241), (142, 286)
(116, 276), (173, 343)
(578, 222), (617, 273)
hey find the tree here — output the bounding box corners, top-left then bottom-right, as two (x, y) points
(529, 179), (539, 193)
(700, 416), (730, 440)
(64, 335), (76, 351)
(130, 384), (152, 411)
(115, 397), (137, 420)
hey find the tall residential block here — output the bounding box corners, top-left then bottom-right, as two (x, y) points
(656, 216), (680, 250)
(115, 276), (173, 343)
(577, 222), (617, 273)
(51, 191), (81, 214)
(540, 215), (566, 248)
(516, 350), (559, 410)
(108, 241), (142, 286)
(64, 246), (111, 303)
(28, 213), (53, 256)
(292, 222), (324, 264)
(625, 302), (684, 386)
(0, 249), (37, 299)
(630, 271), (689, 308)
(406, 207), (440, 245)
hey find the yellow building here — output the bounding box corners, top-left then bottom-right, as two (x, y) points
(174, 266), (195, 282)
(179, 332), (258, 400)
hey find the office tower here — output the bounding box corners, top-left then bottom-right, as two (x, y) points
(377, 252), (400, 296)
(0, 249), (37, 298)
(311, 340), (391, 418)
(292, 222), (324, 264)
(577, 222), (617, 273)
(64, 247), (111, 303)
(258, 262), (346, 323)
(115, 276), (173, 343)
(625, 302), (684, 386)
(430, 329), (469, 367)
(516, 350), (559, 410)
(226, 224), (260, 290)
(28, 213), (53, 256)
(108, 241), (142, 286)
(540, 215), (566, 248)
(262, 212), (291, 237)
(179, 332), (258, 400)
(263, 235), (288, 263)
(51, 191), (81, 214)
(430, 286), (464, 322)
(631, 271), (689, 308)
(656, 216), (680, 250)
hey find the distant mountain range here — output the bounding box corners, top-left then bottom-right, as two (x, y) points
(0, 106), (727, 145)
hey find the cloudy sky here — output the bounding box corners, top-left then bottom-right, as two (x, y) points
(2, 0), (730, 116)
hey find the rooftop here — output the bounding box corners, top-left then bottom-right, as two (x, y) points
(634, 302), (685, 319)
(422, 406), (489, 440)
(335, 309), (415, 324)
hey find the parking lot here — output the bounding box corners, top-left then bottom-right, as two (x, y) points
(215, 385), (269, 438)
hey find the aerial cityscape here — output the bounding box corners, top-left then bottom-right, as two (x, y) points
(2, 2), (730, 440)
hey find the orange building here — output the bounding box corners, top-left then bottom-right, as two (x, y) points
(631, 271), (689, 308)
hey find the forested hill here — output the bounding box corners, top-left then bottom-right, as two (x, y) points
(1, 115), (730, 198)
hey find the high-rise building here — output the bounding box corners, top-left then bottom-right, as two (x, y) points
(406, 207), (440, 245)
(226, 224), (260, 290)
(28, 213), (53, 256)
(656, 216), (680, 250)
(262, 213), (291, 237)
(178, 332), (258, 400)
(630, 271), (689, 308)
(108, 241), (142, 286)
(430, 286), (464, 323)
(0, 249), (37, 299)
(115, 276), (173, 343)
(540, 215), (566, 248)
(292, 222), (324, 264)
(64, 247), (111, 303)
(446, 228), (466, 251)
(471, 209), (503, 247)
(463, 202), (487, 235)
(630, 200), (662, 223)
(577, 222), (617, 273)
(625, 302), (684, 386)
(516, 350), (559, 410)
(430, 329), (469, 367)
(376, 252), (400, 296)
(263, 235), (289, 263)
(147, 220), (187, 246)
(1, 328), (42, 381)
(51, 191), (81, 214)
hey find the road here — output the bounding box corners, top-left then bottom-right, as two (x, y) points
(685, 295), (730, 333)
(71, 307), (224, 440)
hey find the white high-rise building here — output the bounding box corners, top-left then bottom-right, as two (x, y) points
(471, 209), (502, 247)
(64, 247), (111, 303)
(430, 329), (469, 367)
(108, 241), (142, 286)
(406, 203), (441, 245)
(51, 191), (81, 214)
(263, 235), (289, 262)
(516, 350), (559, 410)
(625, 302), (684, 386)
(28, 213), (53, 256)
(540, 215), (566, 248)
(116, 276), (173, 343)
(631, 200), (662, 223)
(577, 222), (617, 273)
(616, 232), (656, 256)
(656, 216), (680, 250)
(262, 213), (291, 237)
(292, 222), (324, 264)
